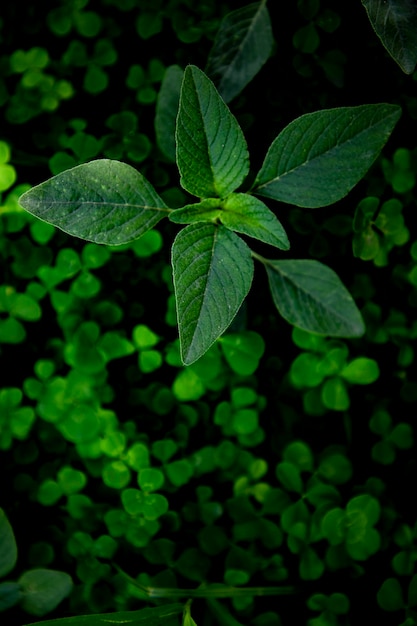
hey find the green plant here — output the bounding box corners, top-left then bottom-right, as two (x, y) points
(3, 2), (417, 625)
(0, 508), (73, 616)
(18, 64), (400, 365)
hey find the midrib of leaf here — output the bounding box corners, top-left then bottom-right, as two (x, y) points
(40, 200), (170, 213)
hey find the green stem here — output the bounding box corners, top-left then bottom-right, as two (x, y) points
(250, 249), (269, 265)
(115, 565), (296, 599)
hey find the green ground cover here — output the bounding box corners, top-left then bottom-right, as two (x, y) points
(1, 1), (417, 625)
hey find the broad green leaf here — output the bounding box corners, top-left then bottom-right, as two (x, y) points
(262, 258), (365, 337)
(176, 65), (249, 198)
(155, 65), (183, 162)
(205, 1), (273, 103)
(21, 603), (184, 626)
(253, 104), (401, 207)
(172, 223), (253, 365)
(169, 198), (222, 224)
(362, 0), (417, 74)
(18, 569), (73, 616)
(220, 194), (289, 250)
(0, 508), (17, 577)
(19, 160), (169, 245)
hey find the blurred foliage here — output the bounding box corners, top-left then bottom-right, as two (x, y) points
(1, 1), (417, 625)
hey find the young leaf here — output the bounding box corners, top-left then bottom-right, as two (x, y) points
(172, 223), (253, 365)
(0, 508), (17, 577)
(362, 0), (417, 74)
(21, 604), (184, 626)
(169, 198), (222, 224)
(18, 569), (73, 616)
(19, 160), (169, 245)
(261, 258), (365, 337)
(176, 65), (249, 198)
(155, 65), (184, 162)
(252, 104), (401, 207)
(205, 1), (273, 103)
(171, 194), (289, 250)
(220, 193), (289, 250)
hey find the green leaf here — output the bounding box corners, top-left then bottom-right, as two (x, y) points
(169, 198), (222, 224)
(283, 441), (314, 473)
(377, 578), (404, 611)
(21, 603), (184, 626)
(205, 1), (273, 103)
(340, 357), (380, 384)
(276, 461), (303, 493)
(262, 258), (365, 337)
(0, 508), (17, 577)
(253, 104), (401, 207)
(138, 468), (165, 492)
(299, 547), (324, 581)
(346, 494), (381, 526)
(390, 423), (414, 449)
(19, 160), (169, 245)
(318, 453), (352, 484)
(18, 569), (73, 616)
(220, 194), (289, 250)
(155, 65), (183, 162)
(362, 0), (417, 74)
(321, 377), (350, 411)
(165, 459), (194, 487)
(172, 223), (254, 365)
(171, 194), (290, 251)
(183, 605), (198, 626)
(219, 330), (265, 375)
(176, 65), (249, 198)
